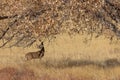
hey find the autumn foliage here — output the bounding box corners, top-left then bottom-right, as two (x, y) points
(0, 0), (120, 47)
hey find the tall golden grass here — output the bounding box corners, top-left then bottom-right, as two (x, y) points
(0, 34), (120, 80)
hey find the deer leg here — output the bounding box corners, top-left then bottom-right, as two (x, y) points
(39, 53), (44, 59)
(41, 53), (44, 57)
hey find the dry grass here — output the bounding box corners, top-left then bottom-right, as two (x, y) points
(0, 0), (120, 79)
(1, 34), (120, 80)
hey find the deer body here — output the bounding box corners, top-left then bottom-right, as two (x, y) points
(25, 42), (45, 60)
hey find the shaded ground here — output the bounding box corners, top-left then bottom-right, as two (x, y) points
(0, 67), (36, 80)
(0, 67), (95, 80)
(41, 58), (120, 69)
(1, 62), (120, 80)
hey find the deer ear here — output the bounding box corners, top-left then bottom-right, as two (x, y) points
(40, 42), (44, 46)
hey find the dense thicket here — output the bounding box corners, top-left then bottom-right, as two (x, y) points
(0, 0), (120, 47)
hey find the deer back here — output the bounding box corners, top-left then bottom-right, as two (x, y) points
(25, 42), (45, 60)
(25, 51), (40, 60)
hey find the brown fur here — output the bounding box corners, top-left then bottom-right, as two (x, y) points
(25, 42), (45, 60)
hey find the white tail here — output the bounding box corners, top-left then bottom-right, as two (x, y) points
(25, 42), (45, 60)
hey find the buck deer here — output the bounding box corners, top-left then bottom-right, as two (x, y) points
(25, 42), (45, 60)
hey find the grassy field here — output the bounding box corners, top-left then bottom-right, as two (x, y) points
(0, 34), (120, 80)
